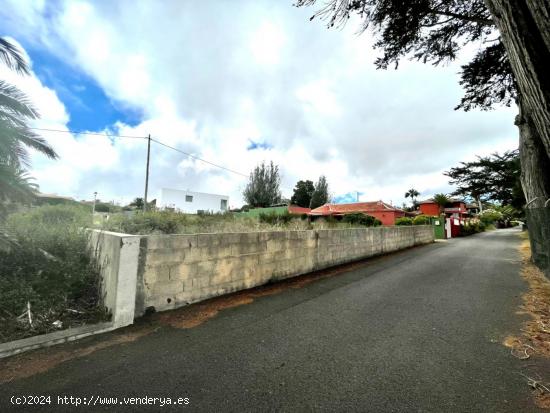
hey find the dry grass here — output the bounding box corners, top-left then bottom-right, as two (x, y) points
(503, 234), (550, 408)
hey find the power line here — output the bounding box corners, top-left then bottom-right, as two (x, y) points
(150, 137), (248, 178)
(29, 127), (147, 139)
(30, 126), (248, 177)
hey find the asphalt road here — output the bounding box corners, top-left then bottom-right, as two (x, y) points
(0, 228), (543, 412)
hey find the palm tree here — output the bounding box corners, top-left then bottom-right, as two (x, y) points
(0, 38), (58, 214)
(404, 188), (420, 207)
(433, 193), (450, 214)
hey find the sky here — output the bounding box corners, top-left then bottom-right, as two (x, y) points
(0, 0), (519, 208)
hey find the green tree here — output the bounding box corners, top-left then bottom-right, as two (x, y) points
(296, 0), (550, 267)
(290, 179), (315, 208)
(0, 38), (58, 217)
(444, 150), (525, 210)
(310, 175), (329, 209)
(129, 197), (144, 210)
(404, 188), (420, 206)
(433, 193), (450, 214)
(243, 161), (282, 208)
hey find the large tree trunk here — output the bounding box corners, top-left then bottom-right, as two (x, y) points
(484, 1), (550, 272)
(516, 99), (550, 204)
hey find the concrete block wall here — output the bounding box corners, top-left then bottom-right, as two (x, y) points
(135, 225), (434, 315)
(88, 230), (140, 328)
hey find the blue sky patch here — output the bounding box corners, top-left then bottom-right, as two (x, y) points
(333, 191), (364, 204)
(27, 45), (142, 132)
(247, 139), (273, 151)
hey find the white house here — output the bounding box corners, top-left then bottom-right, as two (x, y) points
(158, 188), (229, 214)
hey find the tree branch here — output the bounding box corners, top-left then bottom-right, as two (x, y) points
(426, 8), (494, 26)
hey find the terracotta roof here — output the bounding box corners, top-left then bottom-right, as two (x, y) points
(309, 201), (403, 216)
(288, 205), (311, 214)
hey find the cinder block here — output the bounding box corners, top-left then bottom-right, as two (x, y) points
(191, 277), (210, 289)
(196, 233), (220, 247)
(150, 280), (184, 296)
(170, 262), (199, 281)
(231, 241), (266, 256)
(144, 249), (185, 266)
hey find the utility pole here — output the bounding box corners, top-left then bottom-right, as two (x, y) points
(144, 134), (151, 212)
(92, 191), (98, 215)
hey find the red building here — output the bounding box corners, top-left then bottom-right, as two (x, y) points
(309, 201), (405, 226)
(417, 198), (468, 220)
(418, 198), (469, 238)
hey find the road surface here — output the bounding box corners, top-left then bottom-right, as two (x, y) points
(0, 228), (544, 412)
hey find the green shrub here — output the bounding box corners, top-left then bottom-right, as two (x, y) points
(412, 215), (430, 225)
(395, 217), (413, 226)
(342, 213), (381, 227)
(94, 203), (111, 213)
(460, 220), (486, 236)
(479, 209), (503, 225)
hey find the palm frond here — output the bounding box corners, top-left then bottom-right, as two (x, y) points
(0, 38), (30, 75)
(0, 163), (37, 205)
(0, 80), (38, 119)
(0, 82), (58, 164)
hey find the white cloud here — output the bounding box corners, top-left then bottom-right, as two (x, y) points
(0, 0), (520, 207)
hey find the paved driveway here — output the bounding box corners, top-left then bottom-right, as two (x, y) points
(0, 228), (544, 412)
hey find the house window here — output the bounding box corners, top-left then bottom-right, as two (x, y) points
(220, 199), (227, 210)
(185, 195), (193, 202)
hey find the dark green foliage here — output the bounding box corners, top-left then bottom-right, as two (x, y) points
(456, 42), (516, 111)
(290, 180), (315, 208)
(243, 161), (282, 208)
(258, 211), (293, 225)
(310, 175), (329, 209)
(0, 205), (107, 343)
(395, 217), (413, 226)
(460, 221), (486, 236)
(433, 193), (450, 210)
(93, 203), (111, 213)
(129, 197), (144, 210)
(404, 188), (420, 207)
(342, 213), (381, 227)
(444, 150), (525, 209)
(296, 1), (514, 112)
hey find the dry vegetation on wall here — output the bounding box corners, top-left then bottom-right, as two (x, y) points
(100, 210), (373, 235)
(503, 233), (550, 409)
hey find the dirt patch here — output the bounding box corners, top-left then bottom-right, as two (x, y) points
(0, 326), (157, 384)
(513, 237), (550, 358)
(504, 234), (550, 408)
(154, 259), (372, 329)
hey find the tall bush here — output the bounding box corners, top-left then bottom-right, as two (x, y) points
(395, 217), (413, 226)
(342, 213), (381, 227)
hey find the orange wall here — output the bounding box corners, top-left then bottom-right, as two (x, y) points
(368, 210), (404, 226)
(419, 203), (440, 216)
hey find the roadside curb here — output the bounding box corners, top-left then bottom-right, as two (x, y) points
(0, 322), (115, 359)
